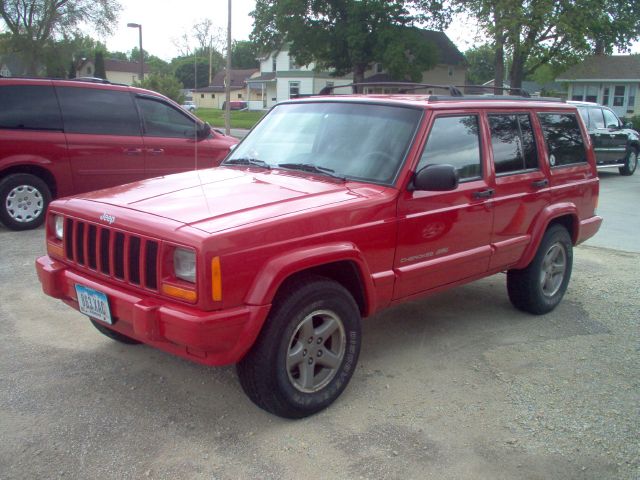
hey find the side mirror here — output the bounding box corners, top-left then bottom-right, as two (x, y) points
(607, 123), (619, 129)
(624, 122), (634, 129)
(411, 164), (458, 191)
(197, 121), (212, 140)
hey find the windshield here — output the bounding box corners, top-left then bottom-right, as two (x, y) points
(224, 102), (423, 184)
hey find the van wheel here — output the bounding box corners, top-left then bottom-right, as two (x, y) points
(507, 224), (573, 315)
(90, 319), (142, 345)
(619, 148), (637, 176)
(237, 275), (361, 418)
(0, 174), (51, 230)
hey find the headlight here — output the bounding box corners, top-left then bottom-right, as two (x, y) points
(54, 215), (64, 240)
(174, 248), (196, 283)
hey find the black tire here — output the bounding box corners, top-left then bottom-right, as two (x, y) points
(237, 275), (361, 418)
(90, 319), (142, 345)
(619, 148), (638, 176)
(507, 224), (573, 315)
(0, 173), (51, 230)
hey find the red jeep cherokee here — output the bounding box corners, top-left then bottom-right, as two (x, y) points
(0, 77), (237, 230)
(36, 90), (602, 418)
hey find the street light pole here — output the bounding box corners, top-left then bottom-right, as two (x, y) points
(127, 23), (144, 81)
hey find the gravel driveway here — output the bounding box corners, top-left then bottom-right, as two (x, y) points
(0, 226), (638, 479)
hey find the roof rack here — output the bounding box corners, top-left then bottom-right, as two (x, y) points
(69, 76), (112, 84)
(318, 82), (464, 97)
(426, 94), (564, 103)
(455, 84), (531, 97)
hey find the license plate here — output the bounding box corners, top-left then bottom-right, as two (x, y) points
(75, 284), (112, 324)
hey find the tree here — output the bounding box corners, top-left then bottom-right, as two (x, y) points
(464, 44), (496, 85)
(134, 74), (184, 103)
(0, 0), (121, 75)
(251, 0), (444, 87)
(94, 51), (106, 79)
(173, 57), (210, 89)
(231, 40), (259, 69)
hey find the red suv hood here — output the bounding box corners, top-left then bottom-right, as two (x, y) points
(77, 167), (378, 233)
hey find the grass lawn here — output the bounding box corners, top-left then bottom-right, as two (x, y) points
(195, 109), (266, 130)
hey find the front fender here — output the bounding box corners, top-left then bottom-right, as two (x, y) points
(244, 242), (376, 315)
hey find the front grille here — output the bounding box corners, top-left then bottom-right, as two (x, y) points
(64, 218), (160, 291)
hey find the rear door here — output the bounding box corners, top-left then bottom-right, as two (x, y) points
(394, 112), (493, 299)
(136, 95), (228, 177)
(57, 85), (146, 193)
(602, 107), (628, 163)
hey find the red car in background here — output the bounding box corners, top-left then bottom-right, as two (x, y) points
(0, 77), (238, 230)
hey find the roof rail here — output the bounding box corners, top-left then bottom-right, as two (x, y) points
(456, 84), (531, 97)
(426, 94), (565, 103)
(69, 76), (112, 84)
(318, 81), (464, 97)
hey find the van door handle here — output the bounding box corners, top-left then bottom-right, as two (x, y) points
(531, 179), (549, 188)
(147, 148), (165, 155)
(123, 148), (143, 155)
(472, 188), (494, 199)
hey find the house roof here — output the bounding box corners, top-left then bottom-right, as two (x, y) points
(556, 55), (640, 81)
(104, 59), (150, 74)
(194, 68), (258, 92)
(246, 72), (277, 82)
(418, 30), (466, 66)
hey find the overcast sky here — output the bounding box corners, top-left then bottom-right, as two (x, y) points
(100, 0), (638, 61)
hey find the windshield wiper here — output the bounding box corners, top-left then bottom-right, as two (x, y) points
(277, 163), (345, 180)
(225, 157), (271, 169)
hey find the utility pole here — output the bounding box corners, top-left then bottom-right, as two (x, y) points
(225, 0), (232, 136)
(127, 23), (144, 81)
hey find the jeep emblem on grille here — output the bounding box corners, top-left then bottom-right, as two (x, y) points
(100, 213), (116, 225)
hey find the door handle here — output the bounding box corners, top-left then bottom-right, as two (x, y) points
(472, 188), (494, 199)
(123, 148), (143, 155)
(531, 179), (549, 188)
(147, 148), (165, 155)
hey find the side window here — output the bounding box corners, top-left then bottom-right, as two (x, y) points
(418, 115), (482, 181)
(589, 108), (605, 129)
(538, 113), (587, 167)
(602, 108), (619, 128)
(57, 87), (140, 136)
(488, 113), (538, 175)
(137, 97), (195, 138)
(0, 85), (62, 131)
(577, 107), (589, 127)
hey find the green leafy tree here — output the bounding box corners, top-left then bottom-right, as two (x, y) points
(231, 40), (259, 69)
(251, 0), (444, 87)
(94, 51), (106, 78)
(0, 0), (121, 75)
(134, 74), (184, 103)
(464, 44), (496, 85)
(173, 57), (210, 89)
(108, 51), (129, 61)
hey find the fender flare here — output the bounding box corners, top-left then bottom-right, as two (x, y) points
(244, 242), (377, 315)
(513, 202), (579, 270)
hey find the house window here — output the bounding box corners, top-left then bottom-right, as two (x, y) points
(627, 85), (636, 108)
(602, 87), (610, 106)
(289, 81), (300, 98)
(272, 56), (277, 72)
(571, 84), (585, 101)
(448, 66), (454, 77)
(201, 94), (204, 98)
(585, 85), (598, 103)
(237, 93), (243, 99)
(211, 94), (215, 98)
(0, 66), (10, 76)
(87, 67), (92, 75)
(376, 63), (383, 74)
(613, 86), (625, 106)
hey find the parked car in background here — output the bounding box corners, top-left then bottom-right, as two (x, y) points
(570, 101), (639, 176)
(222, 101), (248, 111)
(0, 77), (238, 230)
(37, 90), (602, 418)
(181, 101), (197, 112)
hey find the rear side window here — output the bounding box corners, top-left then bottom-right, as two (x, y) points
(418, 115), (482, 181)
(137, 97), (195, 138)
(57, 87), (140, 136)
(538, 113), (587, 167)
(588, 108), (605, 129)
(0, 85), (62, 131)
(488, 113), (538, 174)
(602, 108), (619, 128)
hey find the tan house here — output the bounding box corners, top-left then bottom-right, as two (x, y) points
(557, 55), (640, 118)
(192, 69), (259, 109)
(76, 59), (150, 85)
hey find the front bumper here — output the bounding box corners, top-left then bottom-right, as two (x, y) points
(36, 255), (270, 366)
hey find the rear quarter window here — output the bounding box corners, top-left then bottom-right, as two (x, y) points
(0, 85), (62, 131)
(537, 113), (587, 167)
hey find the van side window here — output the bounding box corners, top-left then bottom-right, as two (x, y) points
(418, 115), (482, 181)
(57, 87), (140, 136)
(537, 113), (587, 167)
(488, 113), (538, 174)
(0, 85), (62, 131)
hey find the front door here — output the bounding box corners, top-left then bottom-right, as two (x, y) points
(394, 113), (493, 300)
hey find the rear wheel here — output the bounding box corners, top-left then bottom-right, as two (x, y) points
(237, 275), (361, 418)
(90, 319), (142, 345)
(619, 148), (637, 176)
(507, 224), (573, 314)
(0, 173), (51, 230)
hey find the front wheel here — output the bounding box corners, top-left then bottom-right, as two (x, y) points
(0, 173), (51, 230)
(237, 275), (361, 418)
(619, 148), (637, 176)
(507, 224), (573, 315)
